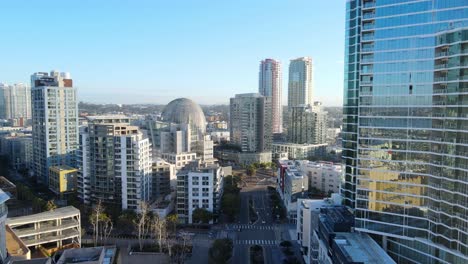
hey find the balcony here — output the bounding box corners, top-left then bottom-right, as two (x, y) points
(361, 57), (374, 64)
(363, 13), (375, 20)
(361, 46), (374, 53)
(435, 51), (448, 58)
(434, 76), (448, 83)
(362, 23), (375, 31)
(363, 2), (376, 9)
(362, 34), (375, 42)
(434, 63), (447, 70)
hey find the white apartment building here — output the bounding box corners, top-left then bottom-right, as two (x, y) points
(296, 195), (342, 264)
(152, 158), (176, 200)
(297, 161), (343, 195)
(277, 160), (309, 222)
(272, 143), (327, 161)
(117, 131), (152, 211)
(31, 71), (78, 185)
(161, 152), (197, 170)
(78, 116), (152, 211)
(176, 162), (225, 224)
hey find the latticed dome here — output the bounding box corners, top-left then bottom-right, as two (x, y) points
(161, 98), (206, 134)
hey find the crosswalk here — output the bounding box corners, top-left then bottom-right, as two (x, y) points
(234, 240), (277, 245)
(231, 224), (275, 230)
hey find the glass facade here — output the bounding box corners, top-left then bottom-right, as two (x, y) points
(343, 1), (468, 263)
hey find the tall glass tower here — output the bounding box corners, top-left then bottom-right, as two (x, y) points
(343, 1), (468, 263)
(259, 58), (283, 134)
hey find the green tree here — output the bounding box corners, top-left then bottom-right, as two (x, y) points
(116, 210), (137, 234)
(208, 238), (233, 264)
(192, 208), (213, 224)
(166, 213), (178, 235)
(44, 199), (57, 211)
(246, 165), (257, 176)
(221, 193), (240, 221)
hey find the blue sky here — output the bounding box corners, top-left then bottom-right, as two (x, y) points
(0, 0), (345, 106)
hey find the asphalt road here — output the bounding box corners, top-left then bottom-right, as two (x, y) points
(231, 173), (283, 264)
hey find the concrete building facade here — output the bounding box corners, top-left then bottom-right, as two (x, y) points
(48, 165), (78, 195)
(0, 83), (31, 124)
(176, 161), (225, 224)
(230, 93), (272, 154)
(6, 206), (81, 253)
(288, 102), (327, 145)
(277, 160), (309, 222)
(297, 161), (343, 195)
(31, 71), (78, 185)
(78, 116), (152, 211)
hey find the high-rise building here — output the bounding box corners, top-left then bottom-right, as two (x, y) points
(288, 57), (313, 110)
(31, 71), (78, 185)
(230, 93), (272, 153)
(77, 116), (152, 211)
(288, 102), (328, 145)
(343, 1), (468, 263)
(0, 83), (31, 125)
(259, 58), (283, 133)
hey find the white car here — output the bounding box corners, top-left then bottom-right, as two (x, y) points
(262, 220), (266, 224)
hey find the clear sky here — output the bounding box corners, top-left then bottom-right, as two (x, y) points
(0, 0), (345, 106)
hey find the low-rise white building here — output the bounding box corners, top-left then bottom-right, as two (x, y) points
(277, 160), (308, 223)
(176, 161), (226, 224)
(296, 194), (342, 264)
(272, 143), (327, 160)
(297, 161), (343, 195)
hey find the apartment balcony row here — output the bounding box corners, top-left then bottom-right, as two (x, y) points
(20, 229), (80, 247)
(362, 1), (376, 10)
(13, 219), (79, 238)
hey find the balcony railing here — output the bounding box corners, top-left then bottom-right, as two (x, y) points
(434, 64), (447, 69)
(435, 51), (448, 58)
(363, 2), (376, 9)
(363, 13), (375, 19)
(362, 34), (374, 41)
(434, 77), (448, 82)
(363, 23), (375, 31)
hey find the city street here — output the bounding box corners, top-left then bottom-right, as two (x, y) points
(230, 172), (287, 264)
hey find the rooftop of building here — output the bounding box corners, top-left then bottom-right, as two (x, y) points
(279, 161), (305, 179)
(233, 93), (262, 98)
(333, 232), (396, 264)
(49, 165), (78, 173)
(11, 258), (51, 264)
(161, 98), (206, 134)
(86, 115), (130, 121)
(0, 188), (10, 204)
(272, 142), (328, 147)
(7, 206), (80, 226)
(56, 246), (116, 264)
(319, 206), (354, 232)
(299, 160), (342, 170)
(6, 225), (30, 258)
(0, 176), (16, 190)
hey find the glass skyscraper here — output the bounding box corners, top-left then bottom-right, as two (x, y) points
(343, 1), (468, 263)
